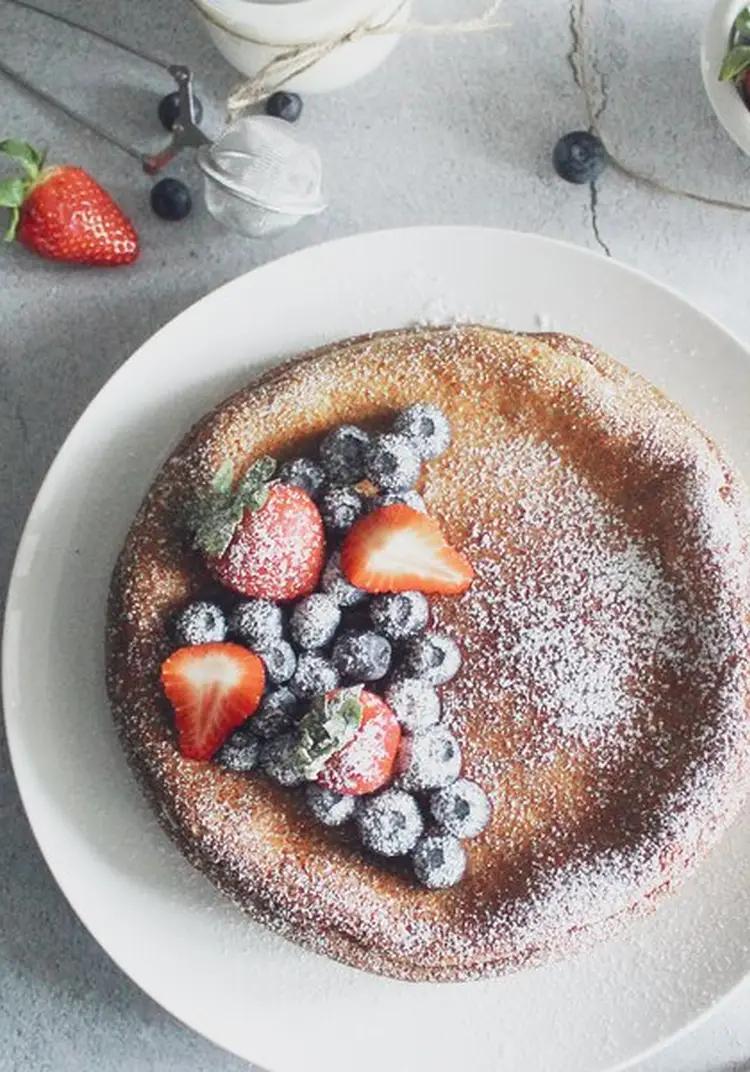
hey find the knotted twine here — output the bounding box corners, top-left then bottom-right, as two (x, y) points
(187, 0), (505, 118)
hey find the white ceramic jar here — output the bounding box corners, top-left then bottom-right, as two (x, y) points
(190, 0), (412, 92)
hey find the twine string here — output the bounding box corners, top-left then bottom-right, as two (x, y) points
(196, 0), (506, 117)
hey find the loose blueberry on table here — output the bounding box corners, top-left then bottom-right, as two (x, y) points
(553, 130), (607, 184)
(719, 6), (750, 109)
(159, 404), (491, 888)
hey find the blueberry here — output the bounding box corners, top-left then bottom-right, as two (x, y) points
(355, 789), (424, 857)
(319, 487), (365, 536)
(260, 733), (305, 787)
(401, 633), (461, 686)
(321, 551), (367, 608)
(250, 687), (299, 739)
(332, 630), (391, 682)
(397, 726), (462, 791)
(319, 425), (370, 486)
(371, 490), (427, 513)
(290, 593), (341, 650)
(305, 784), (356, 827)
(265, 90), (303, 123)
(259, 640), (296, 685)
(412, 834), (466, 889)
(172, 601), (226, 646)
(150, 177), (192, 221)
(363, 433), (421, 492)
(289, 651), (339, 699)
(392, 404), (451, 461)
(369, 592), (429, 641)
(157, 90), (203, 132)
(553, 131), (606, 184)
(384, 678), (441, 732)
(278, 457), (326, 500)
(228, 599), (284, 649)
(215, 726), (259, 772)
(430, 779), (491, 839)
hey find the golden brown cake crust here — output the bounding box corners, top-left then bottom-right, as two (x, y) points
(106, 325), (750, 981)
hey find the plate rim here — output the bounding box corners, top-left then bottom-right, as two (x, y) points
(4, 224), (750, 1072)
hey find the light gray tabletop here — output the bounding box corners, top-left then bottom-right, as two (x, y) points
(1, 1), (749, 1069)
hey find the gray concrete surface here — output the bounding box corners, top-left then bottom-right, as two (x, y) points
(1, 0), (749, 1069)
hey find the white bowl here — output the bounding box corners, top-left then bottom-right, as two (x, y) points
(701, 0), (750, 155)
(191, 0), (412, 92)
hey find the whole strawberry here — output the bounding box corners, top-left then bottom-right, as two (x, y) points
(191, 456), (325, 602)
(0, 139), (138, 265)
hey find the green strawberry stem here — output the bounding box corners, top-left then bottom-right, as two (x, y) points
(188, 455), (277, 559)
(0, 139), (47, 241)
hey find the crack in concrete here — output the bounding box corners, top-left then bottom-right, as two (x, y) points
(566, 0), (584, 90)
(567, 0), (612, 258)
(589, 181), (611, 257)
(15, 402), (29, 444)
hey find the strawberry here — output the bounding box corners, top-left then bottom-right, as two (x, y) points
(317, 690), (402, 796)
(340, 504), (474, 596)
(161, 642), (265, 760)
(191, 456), (325, 602)
(0, 139), (138, 266)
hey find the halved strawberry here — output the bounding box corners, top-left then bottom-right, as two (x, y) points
(340, 504), (474, 596)
(160, 642), (265, 760)
(317, 690), (401, 796)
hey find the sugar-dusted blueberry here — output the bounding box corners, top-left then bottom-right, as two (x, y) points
(319, 425), (370, 486)
(259, 639), (296, 685)
(397, 725), (461, 791)
(260, 732), (305, 786)
(305, 784), (356, 827)
(289, 651), (340, 699)
(278, 457), (326, 500)
(363, 433), (421, 492)
(250, 686), (299, 739)
(172, 601), (226, 646)
(319, 487), (365, 536)
(385, 677), (441, 732)
(553, 131), (606, 184)
(332, 630), (391, 682)
(290, 593), (341, 650)
(321, 550), (367, 608)
(393, 403), (451, 461)
(401, 632), (461, 685)
(228, 598), (284, 649)
(369, 591), (429, 641)
(355, 788), (424, 857)
(412, 833), (466, 889)
(371, 489), (427, 513)
(430, 778), (491, 838)
(215, 725), (259, 772)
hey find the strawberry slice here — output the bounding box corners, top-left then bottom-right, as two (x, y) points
(160, 642), (265, 760)
(317, 690), (402, 796)
(340, 504), (474, 596)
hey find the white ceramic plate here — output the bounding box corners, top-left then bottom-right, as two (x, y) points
(702, 0), (750, 155)
(4, 228), (750, 1072)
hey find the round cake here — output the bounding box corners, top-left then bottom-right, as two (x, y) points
(106, 325), (750, 982)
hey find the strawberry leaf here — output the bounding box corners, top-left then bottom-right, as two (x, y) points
(193, 500), (243, 558)
(719, 44), (750, 81)
(0, 178), (25, 208)
(0, 139), (43, 179)
(295, 686), (364, 779)
(211, 458), (235, 496)
(3, 206), (19, 243)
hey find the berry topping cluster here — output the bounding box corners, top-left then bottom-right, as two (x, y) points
(160, 404), (489, 888)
